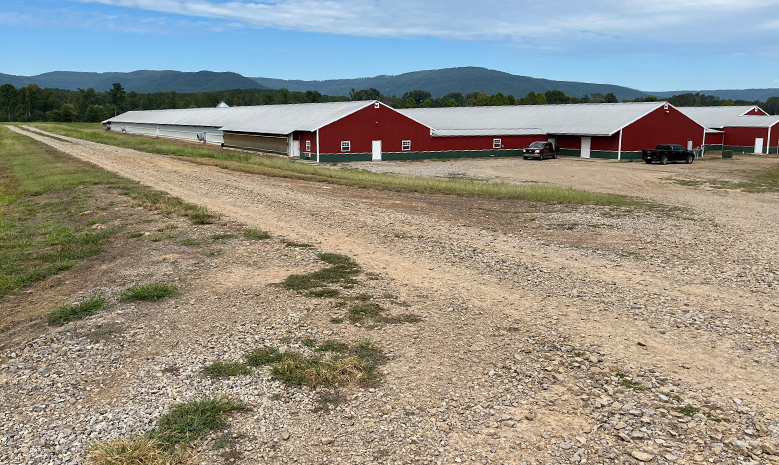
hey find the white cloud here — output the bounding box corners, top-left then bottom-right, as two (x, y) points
(5, 0), (777, 56)
(67, 0), (779, 43)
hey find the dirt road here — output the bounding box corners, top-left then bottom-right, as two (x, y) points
(5, 125), (779, 464)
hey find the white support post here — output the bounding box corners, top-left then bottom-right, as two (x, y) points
(316, 129), (320, 163)
(701, 129), (706, 158)
(767, 126), (772, 155)
(617, 129), (623, 161)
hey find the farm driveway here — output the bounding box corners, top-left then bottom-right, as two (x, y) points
(8, 125), (779, 464)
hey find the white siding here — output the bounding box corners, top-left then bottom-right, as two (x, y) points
(114, 123), (223, 145)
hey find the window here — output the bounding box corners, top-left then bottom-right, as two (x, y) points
(341, 141), (351, 152)
(306, 140), (311, 151)
(402, 140), (411, 151)
(493, 138), (502, 149)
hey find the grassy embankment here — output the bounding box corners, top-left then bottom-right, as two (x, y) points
(0, 125), (217, 300)
(26, 122), (646, 207)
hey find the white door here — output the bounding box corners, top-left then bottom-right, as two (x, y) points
(372, 140), (382, 161)
(547, 137), (556, 146)
(755, 138), (764, 154)
(687, 140), (693, 151)
(580, 137), (591, 159)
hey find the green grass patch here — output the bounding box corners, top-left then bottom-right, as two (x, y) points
(28, 123), (647, 206)
(619, 377), (648, 391)
(129, 232), (143, 239)
(347, 302), (384, 323)
(0, 126), (126, 299)
(283, 241), (313, 248)
(179, 238), (199, 246)
(47, 295), (108, 326)
(202, 361), (251, 378)
(243, 228), (270, 240)
(120, 282), (180, 302)
(316, 340), (349, 352)
(305, 288), (340, 298)
(205, 249), (223, 257)
(244, 340), (385, 387)
(244, 346), (284, 366)
(676, 405), (701, 417)
(329, 317), (344, 324)
(281, 252), (361, 292)
(152, 397), (247, 448)
(211, 233), (235, 240)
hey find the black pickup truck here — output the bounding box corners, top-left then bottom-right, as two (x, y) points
(642, 144), (695, 165)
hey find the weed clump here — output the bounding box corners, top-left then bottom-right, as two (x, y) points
(48, 295), (108, 326)
(316, 340), (349, 352)
(281, 253), (360, 292)
(202, 361), (251, 378)
(244, 340), (385, 387)
(153, 397), (247, 448)
(676, 405), (701, 417)
(283, 241), (313, 248)
(347, 303), (384, 323)
(270, 352), (374, 387)
(306, 288), (340, 298)
(120, 283), (180, 302)
(87, 436), (190, 465)
(244, 347), (284, 366)
(243, 228), (270, 240)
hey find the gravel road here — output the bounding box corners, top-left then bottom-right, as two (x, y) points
(2, 125), (778, 465)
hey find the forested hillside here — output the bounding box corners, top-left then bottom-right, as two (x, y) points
(1, 82), (776, 124)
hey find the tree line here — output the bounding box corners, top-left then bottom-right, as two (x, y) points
(1, 82), (777, 123)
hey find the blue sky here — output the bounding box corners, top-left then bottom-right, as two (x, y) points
(2, 0), (779, 92)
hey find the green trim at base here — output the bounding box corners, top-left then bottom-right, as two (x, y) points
(722, 145), (767, 154)
(318, 152), (372, 163)
(558, 148), (641, 160)
(704, 144), (723, 152)
(770, 147), (778, 154)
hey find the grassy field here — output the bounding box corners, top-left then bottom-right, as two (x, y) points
(0, 125), (217, 300)
(0, 126), (121, 298)
(25, 122), (645, 207)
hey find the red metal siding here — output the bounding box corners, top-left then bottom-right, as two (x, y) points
(621, 106), (704, 151)
(554, 135), (618, 151)
(705, 132), (724, 145)
(297, 131), (317, 154)
(318, 104), (547, 154)
(744, 107), (768, 116)
(723, 127), (769, 147)
(428, 135), (540, 152)
(318, 104), (431, 154)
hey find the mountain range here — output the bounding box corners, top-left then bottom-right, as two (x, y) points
(0, 70), (267, 94)
(1, 67), (777, 102)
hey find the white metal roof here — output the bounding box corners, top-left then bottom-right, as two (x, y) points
(718, 115), (779, 128)
(398, 102), (672, 137)
(105, 101), (378, 135)
(677, 106), (774, 128)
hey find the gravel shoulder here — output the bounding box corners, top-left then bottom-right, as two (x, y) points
(3, 125), (779, 465)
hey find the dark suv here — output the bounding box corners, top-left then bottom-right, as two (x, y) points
(523, 141), (559, 160)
